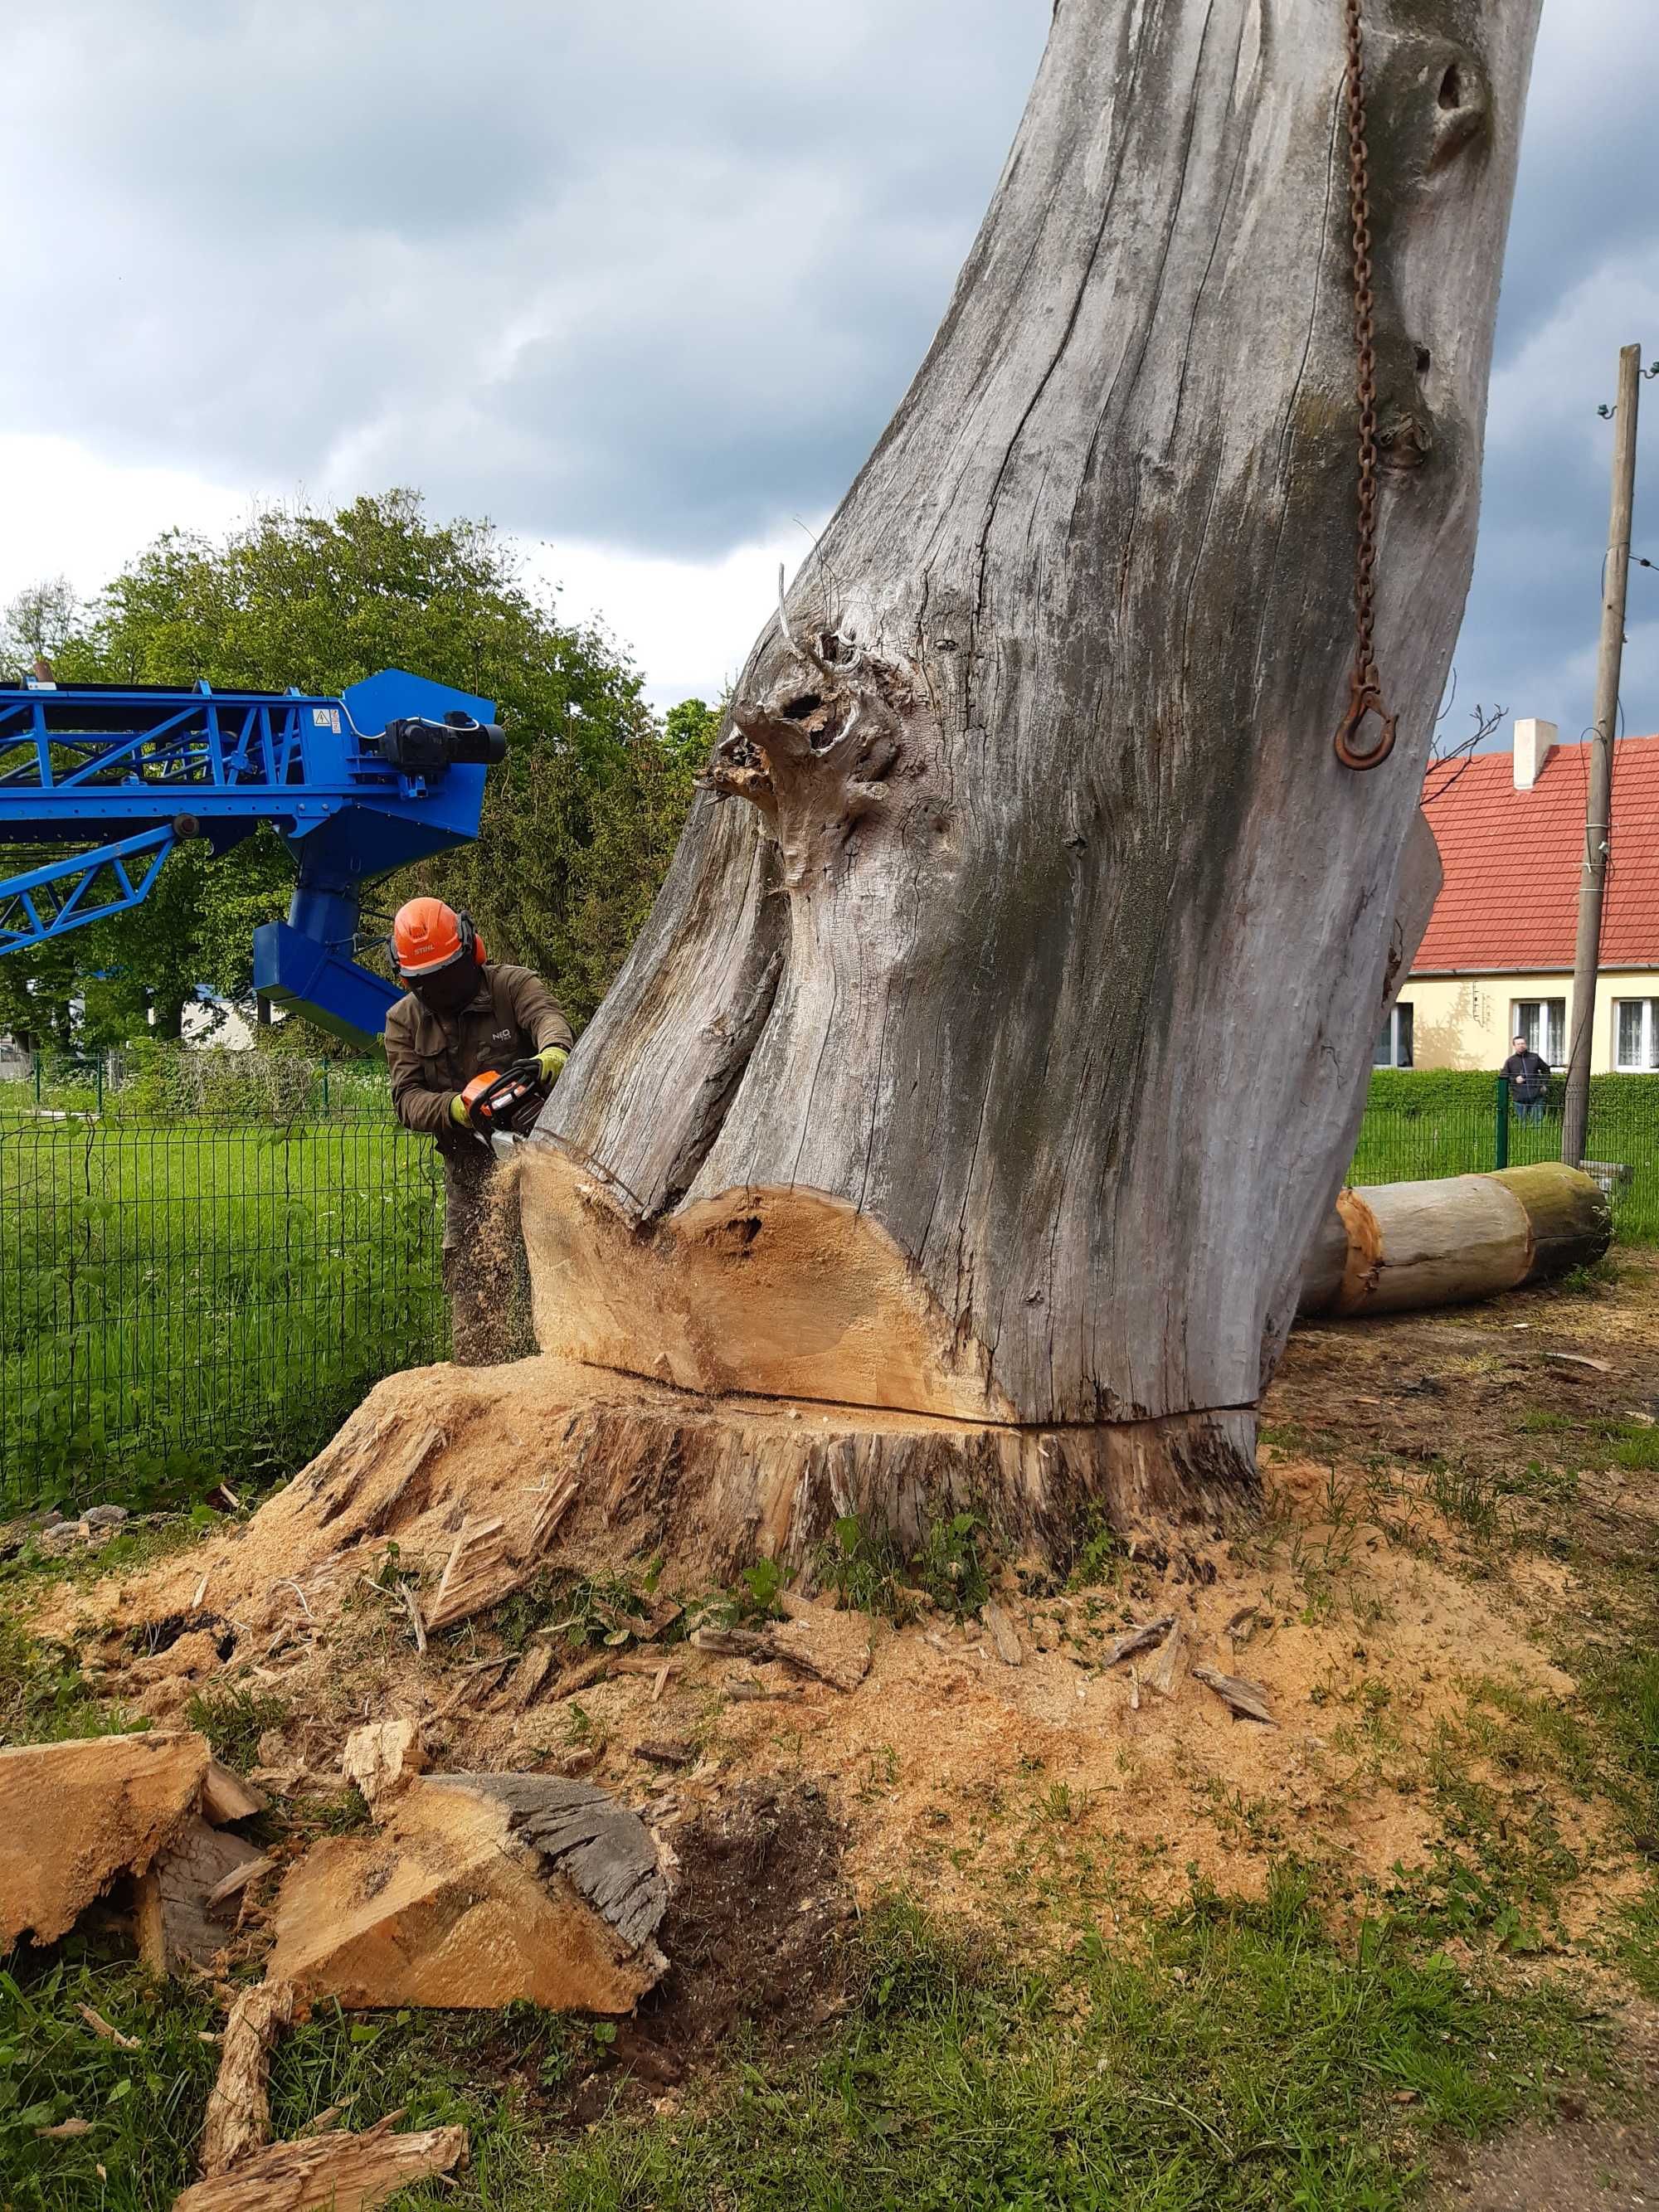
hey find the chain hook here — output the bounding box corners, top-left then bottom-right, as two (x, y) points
(1334, 666), (1398, 771)
(1332, 0), (1397, 774)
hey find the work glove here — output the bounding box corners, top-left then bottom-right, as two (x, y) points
(535, 1045), (569, 1085)
(448, 1093), (471, 1126)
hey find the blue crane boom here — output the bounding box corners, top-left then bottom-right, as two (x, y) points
(0, 666), (504, 1047)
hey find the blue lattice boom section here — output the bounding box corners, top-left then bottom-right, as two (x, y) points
(0, 668), (501, 1045)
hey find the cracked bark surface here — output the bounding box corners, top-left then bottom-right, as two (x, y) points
(532, 0), (1541, 1542)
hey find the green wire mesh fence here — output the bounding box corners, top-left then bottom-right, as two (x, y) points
(0, 1056), (1653, 1516)
(1352, 1070), (1659, 1242)
(0, 1112), (445, 1513)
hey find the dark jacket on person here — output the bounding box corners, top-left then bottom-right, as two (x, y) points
(384, 962), (572, 1160)
(1501, 1048), (1550, 1104)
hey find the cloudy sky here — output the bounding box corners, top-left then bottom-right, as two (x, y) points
(1, 0), (1655, 735)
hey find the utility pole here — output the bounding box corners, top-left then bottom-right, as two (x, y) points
(1562, 343), (1642, 1168)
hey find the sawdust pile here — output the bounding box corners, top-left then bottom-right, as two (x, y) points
(33, 1445), (1610, 1940)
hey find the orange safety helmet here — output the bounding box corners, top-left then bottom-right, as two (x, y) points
(391, 897), (486, 977)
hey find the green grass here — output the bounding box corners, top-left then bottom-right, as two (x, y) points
(0, 1618), (139, 1747)
(182, 1684), (292, 1770)
(0, 1874), (1605, 2211)
(0, 1120), (445, 1511)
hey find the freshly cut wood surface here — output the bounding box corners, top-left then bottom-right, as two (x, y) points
(0, 1731), (210, 1946)
(266, 1775), (663, 2012)
(172, 2117), (465, 2211)
(199, 1760), (267, 1826)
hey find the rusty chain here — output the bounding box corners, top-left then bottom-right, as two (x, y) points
(1332, 0), (1398, 771)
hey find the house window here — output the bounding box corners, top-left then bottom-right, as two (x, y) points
(1615, 999), (1659, 1072)
(1511, 999), (1565, 1067)
(1374, 1003), (1414, 1067)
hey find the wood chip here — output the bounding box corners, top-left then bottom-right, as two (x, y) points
(192, 1574), (211, 1610)
(172, 2116), (467, 2211)
(1127, 1664), (1141, 1712)
(426, 1517), (508, 1634)
(36, 2117), (94, 2138)
(1145, 1616), (1189, 1699)
(1541, 1351), (1612, 1376)
(341, 1720), (426, 1808)
(1224, 1604), (1259, 1647)
(299, 2101), (353, 2137)
(207, 1855), (273, 1909)
(498, 1644), (556, 1711)
(200, 1760), (268, 1826)
(1101, 1616), (1175, 1669)
(650, 1664), (670, 1704)
(1190, 1663), (1276, 1726)
(633, 1740), (693, 1770)
(980, 1602), (1024, 1667)
(199, 1981), (294, 2179)
(77, 2004), (138, 2049)
(399, 1583), (427, 1655)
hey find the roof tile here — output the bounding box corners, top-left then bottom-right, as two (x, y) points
(1413, 734), (1659, 973)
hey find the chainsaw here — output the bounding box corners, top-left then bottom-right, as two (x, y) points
(457, 1060), (552, 1158)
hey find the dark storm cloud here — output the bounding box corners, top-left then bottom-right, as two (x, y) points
(1, 0), (1655, 732)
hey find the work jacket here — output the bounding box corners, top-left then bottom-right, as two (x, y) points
(1501, 1049), (1551, 1105)
(385, 962), (572, 1162)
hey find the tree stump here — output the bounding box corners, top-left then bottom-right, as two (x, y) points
(517, 0), (1540, 1559)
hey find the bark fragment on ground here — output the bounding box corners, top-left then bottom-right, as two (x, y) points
(1190, 1664), (1276, 1725)
(172, 2114), (466, 2211)
(0, 1730), (213, 1945)
(199, 1981), (294, 2180)
(266, 1772), (666, 2011)
(136, 1814), (270, 1972)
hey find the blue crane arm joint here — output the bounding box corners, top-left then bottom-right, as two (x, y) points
(0, 667), (503, 1048)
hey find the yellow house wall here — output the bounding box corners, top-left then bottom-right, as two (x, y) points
(1400, 971), (1659, 1073)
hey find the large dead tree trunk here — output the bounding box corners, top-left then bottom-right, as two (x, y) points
(526, 0), (1541, 1554)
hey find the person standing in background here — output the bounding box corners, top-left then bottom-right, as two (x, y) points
(1501, 1033), (1551, 1125)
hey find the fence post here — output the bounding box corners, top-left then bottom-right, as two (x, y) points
(32, 1051), (41, 1107)
(95, 1059), (104, 1116)
(1494, 1074), (1510, 1170)
(320, 1062), (330, 1117)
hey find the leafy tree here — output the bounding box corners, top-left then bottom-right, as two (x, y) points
(0, 576), (80, 677)
(1, 493), (702, 1048)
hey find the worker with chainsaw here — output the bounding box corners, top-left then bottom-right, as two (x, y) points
(385, 897), (572, 1365)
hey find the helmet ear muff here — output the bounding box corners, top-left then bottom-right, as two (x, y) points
(450, 910), (481, 967)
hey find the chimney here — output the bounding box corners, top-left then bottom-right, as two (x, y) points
(1513, 717), (1556, 790)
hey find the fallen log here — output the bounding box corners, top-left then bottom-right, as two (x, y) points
(172, 2114), (465, 2212)
(1297, 1164), (1611, 1320)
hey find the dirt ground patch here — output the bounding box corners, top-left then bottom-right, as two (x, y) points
(599, 1783), (851, 2108)
(10, 1248), (1659, 2196)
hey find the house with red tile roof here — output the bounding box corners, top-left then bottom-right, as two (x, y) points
(1384, 720), (1659, 1074)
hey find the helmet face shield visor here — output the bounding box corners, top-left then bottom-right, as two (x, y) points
(407, 952), (479, 1018)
